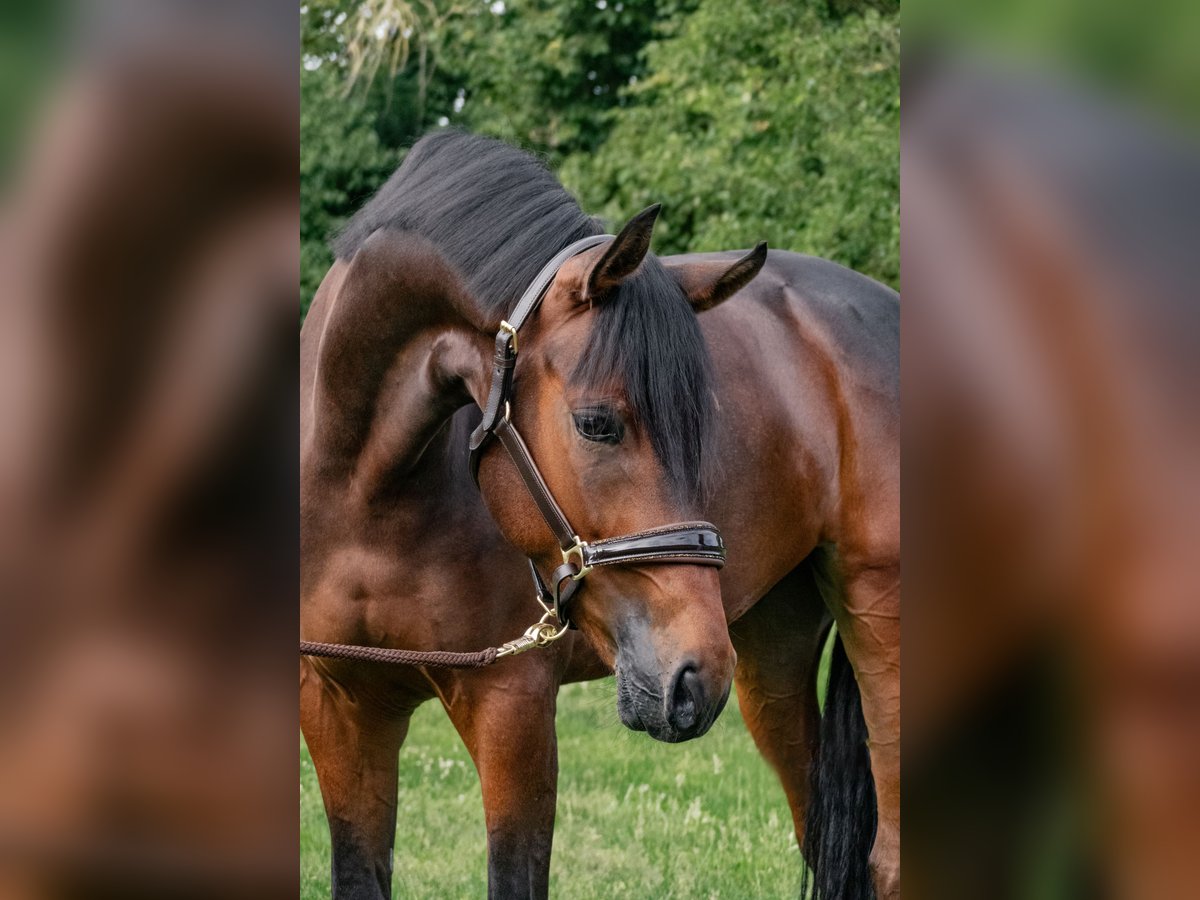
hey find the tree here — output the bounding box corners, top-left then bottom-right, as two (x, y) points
(560, 0), (900, 287)
(300, 64), (398, 313)
(437, 0), (698, 162)
(300, 0), (900, 316)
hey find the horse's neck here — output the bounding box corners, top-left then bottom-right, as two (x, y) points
(301, 232), (492, 506)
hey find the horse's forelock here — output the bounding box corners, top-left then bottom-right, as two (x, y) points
(569, 255), (715, 504)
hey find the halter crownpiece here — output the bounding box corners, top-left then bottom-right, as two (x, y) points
(468, 234), (726, 628)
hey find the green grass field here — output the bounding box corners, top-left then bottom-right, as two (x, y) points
(300, 677), (807, 898)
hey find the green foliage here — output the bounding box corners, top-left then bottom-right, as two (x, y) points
(561, 0), (900, 286)
(300, 65), (398, 314)
(438, 0), (696, 161)
(300, 0), (899, 311)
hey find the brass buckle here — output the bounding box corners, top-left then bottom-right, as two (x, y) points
(496, 610), (569, 658)
(499, 320), (518, 354)
(562, 536), (592, 581)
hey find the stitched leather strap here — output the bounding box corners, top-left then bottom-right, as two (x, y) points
(505, 233), (612, 331)
(584, 522), (725, 568)
(469, 233), (612, 468)
(492, 423), (725, 567)
(469, 329), (517, 460)
(493, 418), (578, 550)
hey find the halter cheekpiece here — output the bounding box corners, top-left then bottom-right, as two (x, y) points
(468, 234), (726, 628)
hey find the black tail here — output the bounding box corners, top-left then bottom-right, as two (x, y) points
(802, 634), (877, 899)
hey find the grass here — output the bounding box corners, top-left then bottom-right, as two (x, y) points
(300, 677), (806, 898)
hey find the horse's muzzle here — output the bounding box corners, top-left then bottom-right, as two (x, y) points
(615, 657), (732, 743)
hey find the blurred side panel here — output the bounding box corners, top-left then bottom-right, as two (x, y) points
(904, 2), (1200, 898)
(0, 2), (299, 897)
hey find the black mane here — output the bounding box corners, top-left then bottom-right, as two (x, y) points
(335, 131), (714, 501)
(334, 130), (601, 316)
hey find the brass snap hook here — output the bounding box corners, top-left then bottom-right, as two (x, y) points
(496, 610), (568, 658)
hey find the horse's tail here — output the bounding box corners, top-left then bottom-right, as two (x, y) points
(801, 632), (877, 900)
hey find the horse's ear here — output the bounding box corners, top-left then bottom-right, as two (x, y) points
(670, 242), (768, 312)
(585, 204), (661, 301)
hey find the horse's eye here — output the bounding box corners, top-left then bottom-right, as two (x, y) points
(572, 407), (623, 444)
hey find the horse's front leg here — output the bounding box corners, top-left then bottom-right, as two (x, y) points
(301, 658), (419, 900)
(442, 655), (561, 900)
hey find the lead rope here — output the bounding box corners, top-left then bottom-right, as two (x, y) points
(300, 583), (574, 669)
(299, 640), (500, 669)
(299, 613), (569, 669)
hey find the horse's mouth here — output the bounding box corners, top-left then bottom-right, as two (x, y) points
(614, 667), (730, 743)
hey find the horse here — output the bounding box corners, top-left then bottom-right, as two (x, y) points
(300, 131), (899, 899)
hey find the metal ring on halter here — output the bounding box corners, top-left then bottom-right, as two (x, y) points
(499, 320), (518, 354)
(562, 537), (592, 581)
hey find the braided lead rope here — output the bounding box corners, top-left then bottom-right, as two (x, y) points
(300, 640), (498, 669)
(300, 609), (571, 669)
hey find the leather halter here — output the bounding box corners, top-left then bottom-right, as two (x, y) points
(468, 234), (726, 627)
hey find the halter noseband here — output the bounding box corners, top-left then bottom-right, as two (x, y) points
(468, 234), (726, 627)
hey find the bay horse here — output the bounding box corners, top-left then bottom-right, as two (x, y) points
(300, 131), (899, 899)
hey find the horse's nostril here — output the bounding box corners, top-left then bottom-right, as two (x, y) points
(669, 664), (702, 733)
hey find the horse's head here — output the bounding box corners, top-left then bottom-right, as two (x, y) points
(474, 206), (766, 742)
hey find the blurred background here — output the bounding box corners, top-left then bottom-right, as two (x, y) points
(0, 1), (298, 897)
(905, 0), (1200, 898)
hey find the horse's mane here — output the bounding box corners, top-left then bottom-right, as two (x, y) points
(334, 130), (600, 317)
(334, 130), (715, 502)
